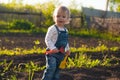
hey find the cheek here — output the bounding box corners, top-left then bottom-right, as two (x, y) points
(64, 18), (68, 21)
(55, 17), (59, 22)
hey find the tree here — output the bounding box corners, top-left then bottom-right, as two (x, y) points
(109, 0), (120, 12)
(106, 0), (109, 11)
(115, 0), (120, 12)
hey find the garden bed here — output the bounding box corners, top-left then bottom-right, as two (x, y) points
(0, 34), (120, 80)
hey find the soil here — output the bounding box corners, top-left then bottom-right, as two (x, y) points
(0, 33), (120, 80)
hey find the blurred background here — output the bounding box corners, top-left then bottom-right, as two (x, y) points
(0, 0), (120, 36)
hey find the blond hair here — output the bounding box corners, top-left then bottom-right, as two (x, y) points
(53, 6), (71, 24)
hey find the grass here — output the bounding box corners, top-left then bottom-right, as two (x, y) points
(0, 60), (45, 80)
(70, 44), (119, 53)
(0, 42), (119, 68)
(0, 42), (119, 79)
(0, 26), (120, 41)
(0, 26), (120, 79)
(69, 28), (120, 42)
(0, 41), (119, 56)
(0, 44), (119, 79)
(67, 52), (101, 68)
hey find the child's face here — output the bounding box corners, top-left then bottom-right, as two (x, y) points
(54, 9), (69, 27)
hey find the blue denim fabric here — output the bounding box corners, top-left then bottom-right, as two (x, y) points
(42, 25), (69, 80)
(55, 25), (68, 49)
(41, 55), (61, 80)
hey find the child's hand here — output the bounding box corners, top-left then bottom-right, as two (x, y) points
(66, 50), (70, 55)
(51, 48), (59, 53)
(45, 48), (59, 54)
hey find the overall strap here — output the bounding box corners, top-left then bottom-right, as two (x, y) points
(54, 25), (67, 34)
(54, 25), (68, 49)
(54, 25), (60, 35)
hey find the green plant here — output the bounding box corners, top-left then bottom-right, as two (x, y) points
(10, 75), (17, 80)
(0, 60), (13, 79)
(24, 61), (45, 80)
(67, 52), (116, 69)
(101, 54), (116, 66)
(10, 19), (34, 30)
(67, 53), (101, 68)
(40, 2), (55, 27)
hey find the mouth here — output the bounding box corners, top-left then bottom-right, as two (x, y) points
(59, 21), (63, 23)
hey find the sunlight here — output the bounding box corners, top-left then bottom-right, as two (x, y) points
(80, 0), (106, 10)
(0, 0), (107, 10)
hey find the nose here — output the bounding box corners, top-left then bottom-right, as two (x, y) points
(59, 17), (64, 20)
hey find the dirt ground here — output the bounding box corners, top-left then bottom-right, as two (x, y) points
(0, 34), (120, 80)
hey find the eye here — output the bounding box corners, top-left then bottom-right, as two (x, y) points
(56, 15), (60, 17)
(63, 16), (66, 18)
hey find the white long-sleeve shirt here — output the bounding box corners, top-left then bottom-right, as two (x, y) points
(45, 25), (70, 51)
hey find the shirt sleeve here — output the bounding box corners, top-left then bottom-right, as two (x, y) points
(45, 26), (58, 50)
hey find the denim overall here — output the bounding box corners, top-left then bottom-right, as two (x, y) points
(42, 25), (68, 80)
